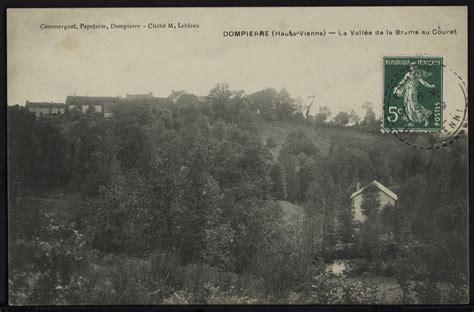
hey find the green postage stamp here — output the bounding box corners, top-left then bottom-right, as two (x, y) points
(383, 56), (443, 132)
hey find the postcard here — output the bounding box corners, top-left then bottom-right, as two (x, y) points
(7, 7), (468, 305)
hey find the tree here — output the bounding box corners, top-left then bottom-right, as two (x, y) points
(9, 207), (87, 305)
(360, 185), (380, 217)
(248, 88), (278, 121)
(208, 82), (232, 121)
(304, 173), (338, 256)
(274, 88), (297, 121)
(269, 161), (288, 200)
(320, 176), (337, 255)
(361, 102), (378, 129)
(7, 106), (39, 191)
(89, 162), (155, 255)
(314, 106), (331, 125)
(279, 130), (319, 203)
(357, 186), (392, 269)
(85, 105), (96, 114)
(65, 115), (119, 193)
(7, 106), (71, 190)
(281, 130), (319, 157)
(337, 202), (355, 250)
(333, 111), (350, 125)
(349, 109), (360, 125)
(35, 122), (69, 187)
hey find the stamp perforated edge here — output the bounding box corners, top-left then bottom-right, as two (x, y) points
(380, 54), (446, 134)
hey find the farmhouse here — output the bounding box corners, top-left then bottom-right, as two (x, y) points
(25, 101), (66, 117)
(24, 91), (198, 119)
(168, 90), (207, 103)
(65, 95), (122, 114)
(126, 92), (154, 100)
(125, 93), (173, 106)
(350, 180), (397, 223)
(168, 90), (188, 103)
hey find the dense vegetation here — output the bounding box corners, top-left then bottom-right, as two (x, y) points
(8, 83), (468, 304)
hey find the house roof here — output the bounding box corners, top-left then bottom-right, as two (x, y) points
(168, 90), (187, 103)
(126, 92), (154, 99)
(124, 96), (173, 106)
(350, 180), (398, 201)
(65, 96), (122, 106)
(197, 95), (208, 103)
(66, 95), (173, 107)
(25, 101), (65, 108)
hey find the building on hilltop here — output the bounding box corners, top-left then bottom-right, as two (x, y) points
(103, 103), (117, 119)
(124, 93), (173, 106)
(125, 92), (154, 99)
(350, 180), (397, 223)
(65, 95), (123, 114)
(65, 93), (173, 118)
(168, 90), (188, 103)
(168, 90), (207, 106)
(25, 101), (66, 117)
(197, 95), (208, 102)
(26, 92), (178, 120)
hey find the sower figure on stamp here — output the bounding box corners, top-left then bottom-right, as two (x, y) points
(393, 61), (436, 127)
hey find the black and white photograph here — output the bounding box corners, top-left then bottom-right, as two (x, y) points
(6, 7), (469, 305)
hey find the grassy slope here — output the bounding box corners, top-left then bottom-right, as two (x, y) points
(259, 120), (405, 159)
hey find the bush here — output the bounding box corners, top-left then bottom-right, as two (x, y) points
(250, 240), (317, 299)
(341, 279), (380, 304)
(9, 210), (87, 305)
(70, 251), (185, 304)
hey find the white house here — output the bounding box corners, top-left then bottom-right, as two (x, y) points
(65, 95), (121, 115)
(25, 101), (66, 117)
(350, 180), (397, 223)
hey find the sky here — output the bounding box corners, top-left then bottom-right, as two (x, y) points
(7, 7), (467, 117)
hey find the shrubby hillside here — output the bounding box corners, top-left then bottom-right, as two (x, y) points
(8, 83), (468, 304)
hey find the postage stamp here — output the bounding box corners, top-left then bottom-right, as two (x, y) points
(383, 56), (443, 132)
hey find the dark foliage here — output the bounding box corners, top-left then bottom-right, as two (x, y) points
(7, 85), (468, 304)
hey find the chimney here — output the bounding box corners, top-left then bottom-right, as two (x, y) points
(356, 182), (360, 191)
